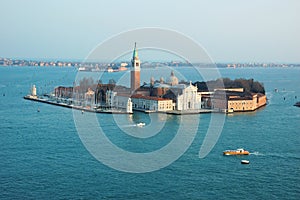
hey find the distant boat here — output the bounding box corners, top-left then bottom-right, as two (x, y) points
(118, 66), (128, 71)
(241, 160), (250, 164)
(294, 102), (300, 107)
(227, 108), (234, 113)
(223, 148), (250, 156)
(78, 67), (86, 71)
(106, 67), (114, 73)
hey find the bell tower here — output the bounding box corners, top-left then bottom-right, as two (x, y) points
(131, 42), (140, 92)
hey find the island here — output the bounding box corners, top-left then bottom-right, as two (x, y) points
(24, 44), (267, 114)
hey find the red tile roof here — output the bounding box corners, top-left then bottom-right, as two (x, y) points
(131, 94), (171, 101)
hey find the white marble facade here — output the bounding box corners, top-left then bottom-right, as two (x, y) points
(172, 83), (201, 111)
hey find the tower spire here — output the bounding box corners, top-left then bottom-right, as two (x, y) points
(132, 42), (138, 59)
(131, 42), (141, 92)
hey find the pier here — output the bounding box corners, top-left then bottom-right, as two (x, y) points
(23, 95), (217, 115)
(23, 95), (132, 114)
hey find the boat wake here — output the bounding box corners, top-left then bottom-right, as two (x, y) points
(121, 124), (138, 128)
(250, 152), (300, 160)
(0, 84), (6, 88)
(121, 123), (146, 128)
(249, 151), (263, 156)
(267, 153), (300, 160)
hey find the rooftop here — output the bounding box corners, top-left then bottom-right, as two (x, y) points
(131, 94), (171, 101)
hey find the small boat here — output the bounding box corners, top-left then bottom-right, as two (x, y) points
(136, 122), (145, 127)
(106, 67), (114, 73)
(241, 160), (250, 164)
(78, 67), (86, 71)
(223, 148), (250, 156)
(294, 101), (300, 107)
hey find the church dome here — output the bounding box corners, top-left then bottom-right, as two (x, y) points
(168, 71), (179, 86)
(150, 76), (155, 86)
(160, 77), (164, 84)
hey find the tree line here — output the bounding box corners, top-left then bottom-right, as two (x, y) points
(193, 78), (265, 94)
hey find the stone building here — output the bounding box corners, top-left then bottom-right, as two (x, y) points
(54, 86), (73, 98)
(212, 89), (267, 112)
(131, 94), (173, 111)
(172, 83), (202, 111)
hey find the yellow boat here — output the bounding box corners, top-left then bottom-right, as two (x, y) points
(223, 148), (249, 156)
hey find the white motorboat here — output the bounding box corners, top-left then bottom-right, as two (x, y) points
(241, 160), (250, 164)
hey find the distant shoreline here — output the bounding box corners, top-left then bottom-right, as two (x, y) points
(1, 57), (300, 68)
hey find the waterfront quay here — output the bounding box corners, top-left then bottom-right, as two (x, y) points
(23, 95), (216, 115)
(23, 95), (131, 114)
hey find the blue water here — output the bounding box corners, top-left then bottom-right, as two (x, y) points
(0, 66), (299, 199)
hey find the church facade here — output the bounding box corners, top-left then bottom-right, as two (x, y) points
(105, 43), (203, 112)
(171, 83), (202, 111)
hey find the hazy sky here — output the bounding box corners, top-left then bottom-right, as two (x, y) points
(0, 0), (299, 62)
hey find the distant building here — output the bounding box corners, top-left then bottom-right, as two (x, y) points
(31, 85), (37, 96)
(170, 83), (202, 111)
(54, 86), (73, 98)
(84, 88), (95, 107)
(105, 90), (132, 113)
(212, 89), (267, 112)
(131, 94), (173, 111)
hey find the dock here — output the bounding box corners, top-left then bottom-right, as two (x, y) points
(166, 109), (215, 115)
(23, 95), (132, 114)
(24, 95), (218, 115)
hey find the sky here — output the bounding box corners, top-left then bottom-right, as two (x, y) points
(0, 0), (299, 63)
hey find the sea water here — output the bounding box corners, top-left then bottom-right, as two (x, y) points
(0, 66), (299, 199)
